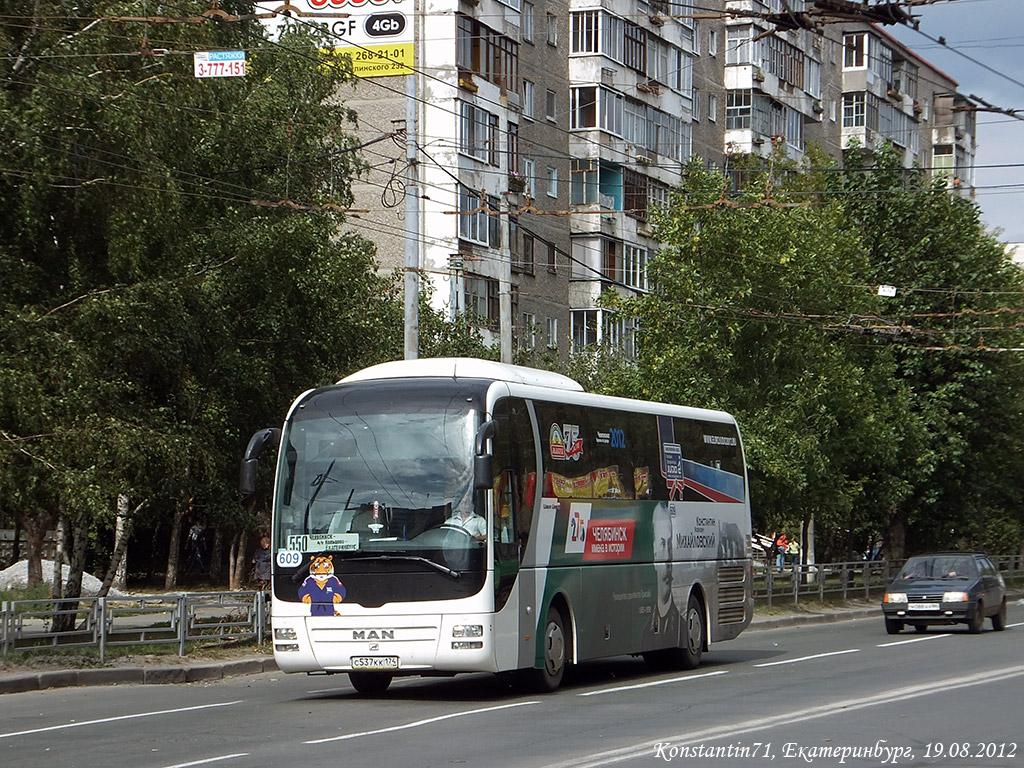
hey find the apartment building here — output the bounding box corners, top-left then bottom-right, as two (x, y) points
(267, 0), (977, 360)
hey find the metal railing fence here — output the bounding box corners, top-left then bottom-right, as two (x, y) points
(4, 555), (1022, 660)
(1, 591), (269, 661)
(754, 554), (1024, 606)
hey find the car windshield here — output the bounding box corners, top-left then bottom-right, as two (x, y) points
(273, 382), (480, 555)
(898, 555), (977, 580)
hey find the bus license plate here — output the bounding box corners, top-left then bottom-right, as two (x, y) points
(908, 603), (939, 611)
(351, 656), (399, 669)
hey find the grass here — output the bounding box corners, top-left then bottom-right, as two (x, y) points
(1, 638), (271, 672)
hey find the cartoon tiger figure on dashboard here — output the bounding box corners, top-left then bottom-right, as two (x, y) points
(297, 555), (347, 616)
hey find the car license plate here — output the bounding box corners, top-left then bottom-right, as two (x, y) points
(908, 602), (940, 611)
(351, 656), (399, 670)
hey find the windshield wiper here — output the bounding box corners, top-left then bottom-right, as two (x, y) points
(348, 554), (461, 580)
(302, 458), (336, 534)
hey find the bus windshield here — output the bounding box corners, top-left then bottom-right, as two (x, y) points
(274, 383), (481, 556)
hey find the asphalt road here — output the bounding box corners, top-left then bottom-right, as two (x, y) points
(2, 603), (1022, 768)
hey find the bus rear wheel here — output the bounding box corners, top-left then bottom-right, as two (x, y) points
(349, 671), (393, 695)
(529, 606), (567, 692)
(678, 595), (705, 669)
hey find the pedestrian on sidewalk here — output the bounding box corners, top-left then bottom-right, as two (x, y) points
(773, 531), (788, 572)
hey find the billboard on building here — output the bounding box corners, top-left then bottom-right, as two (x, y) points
(256, 0), (414, 78)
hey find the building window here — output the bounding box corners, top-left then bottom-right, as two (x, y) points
(547, 241), (557, 272)
(726, 25), (752, 66)
(708, 93), (718, 122)
(546, 317), (558, 348)
(521, 230), (535, 274)
(465, 274), (499, 327)
(546, 89), (557, 121)
(507, 122), (520, 178)
(457, 15), (519, 92)
(522, 2), (534, 43)
(571, 10), (599, 53)
(459, 102), (499, 164)
(726, 90), (752, 130)
(547, 13), (558, 46)
(842, 92), (865, 128)
(546, 166), (558, 197)
(933, 143), (954, 183)
(458, 185), (500, 247)
(509, 217), (520, 271)
(624, 244), (649, 291)
(601, 238), (621, 283)
(623, 168), (649, 221)
(522, 80), (534, 120)
(843, 32), (866, 69)
(520, 312), (537, 350)
(571, 159), (599, 204)
(708, 27), (718, 56)
(522, 157), (535, 197)
(572, 309), (598, 351)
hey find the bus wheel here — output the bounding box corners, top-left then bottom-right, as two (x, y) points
(349, 671), (393, 696)
(531, 606), (567, 692)
(678, 595), (705, 670)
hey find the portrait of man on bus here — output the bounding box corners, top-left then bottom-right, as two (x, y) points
(643, 503), (681, 649)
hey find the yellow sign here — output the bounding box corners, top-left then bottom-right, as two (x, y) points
(341, 41), (414, 77)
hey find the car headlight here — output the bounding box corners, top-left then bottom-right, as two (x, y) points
(943, 591), (969, 602)
(883, 592), (907, 603)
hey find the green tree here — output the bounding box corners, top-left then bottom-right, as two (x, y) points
(613, 150), (1024, 560)
(840, 146), (1024, 557)
(0, 1), (403, 594)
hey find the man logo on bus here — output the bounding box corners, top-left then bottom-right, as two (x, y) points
(298, 555), (347, 616)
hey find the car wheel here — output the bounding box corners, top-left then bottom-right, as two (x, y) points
(967, 601), (985, 634)
(884, 618), (903, 635)
(913, 624), (928, 633)
(530, 605), (567, 692)
(349, 671), (393, 695)
(992, 598), (1007, 631)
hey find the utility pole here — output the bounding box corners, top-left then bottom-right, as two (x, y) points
(403, 59), (419, 359)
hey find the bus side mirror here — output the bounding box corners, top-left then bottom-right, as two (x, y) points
(240, 428), (281, 496)
(474, 419), (497, 489)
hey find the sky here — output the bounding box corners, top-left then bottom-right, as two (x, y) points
(887, 0), (1024, 244)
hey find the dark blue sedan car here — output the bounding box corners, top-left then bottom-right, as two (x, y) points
(881, 552), (1007, 634)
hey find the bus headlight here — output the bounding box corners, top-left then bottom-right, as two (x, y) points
(452, 641), (484, 650)
(452, 624), (483, 638)
(275, 627), (298, 640)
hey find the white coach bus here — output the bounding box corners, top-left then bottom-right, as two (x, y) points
(240, 358), (752, 694)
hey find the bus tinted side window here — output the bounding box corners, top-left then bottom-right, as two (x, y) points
(491, 397), (537, 560)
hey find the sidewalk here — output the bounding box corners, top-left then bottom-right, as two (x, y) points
(0, 601), (883, 695)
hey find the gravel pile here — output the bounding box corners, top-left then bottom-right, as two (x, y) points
(0, 559), (130, 598)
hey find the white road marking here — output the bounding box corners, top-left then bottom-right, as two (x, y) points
(754, 648), (859, 667)
(304, 700), (540, 744)
(577, 670), (728, 697)
(0, 700), (242, 741)
(877, 633), (952, 647)
(158, 754), (249, 768)
(544, 664), (1024, 768)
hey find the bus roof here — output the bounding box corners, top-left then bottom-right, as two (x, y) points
(337, 357), (585, 392)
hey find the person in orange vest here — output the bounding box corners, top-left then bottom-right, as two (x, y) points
(773, 531), (788, 572)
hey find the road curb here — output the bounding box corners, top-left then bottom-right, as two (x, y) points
(749, 608), (878, 631)
(0, 656), (278, 695)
